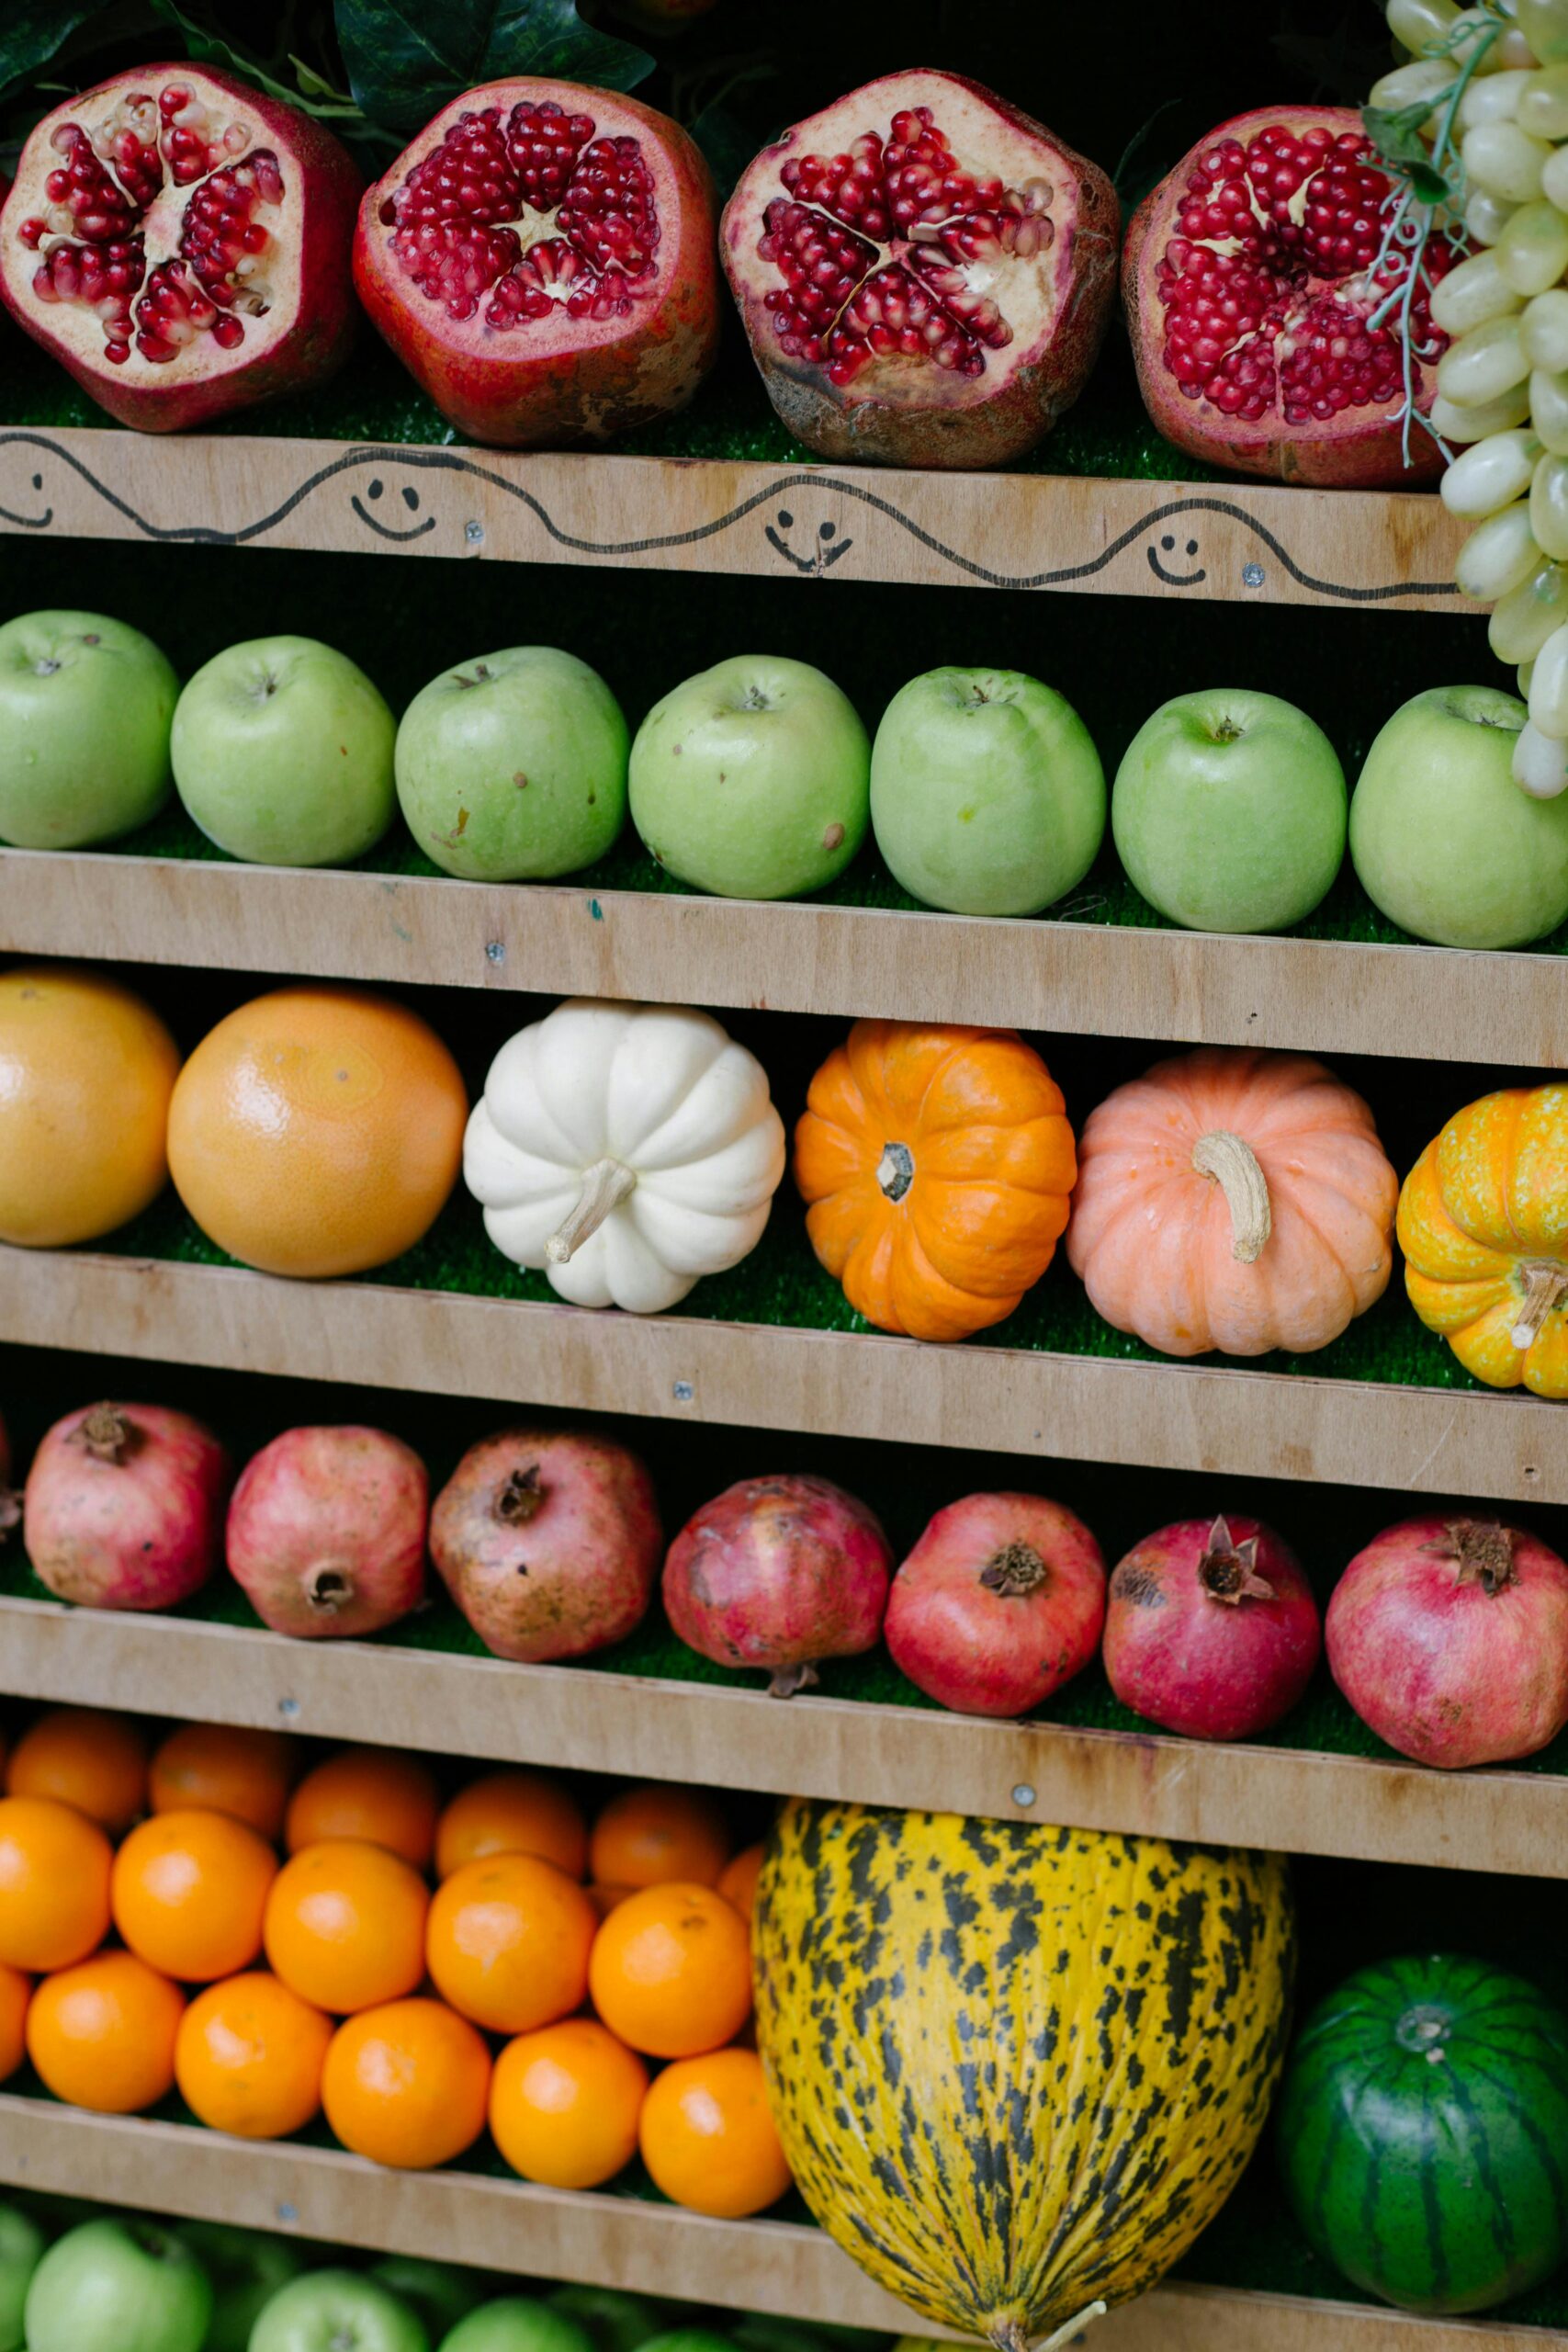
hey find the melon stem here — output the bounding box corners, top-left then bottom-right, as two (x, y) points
(991, 2301), (1109, 2352)
(1191, 1130), (1271, 1264)
(546, 1156), (637, 1264)
(1510, 1261), (1568, 1351)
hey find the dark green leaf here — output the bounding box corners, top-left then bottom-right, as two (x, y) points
(0, 0), (107, 109)
(1362, 99), (1459, 205)
(142, 0), (369, 122)
(335, 0), (653, 139)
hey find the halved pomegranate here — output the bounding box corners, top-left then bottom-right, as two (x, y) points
(721, 70), (1118, 469)
(353, 80), (720, 447)
(1123, 107), (1459, 489)
(0, 65), (359, 434)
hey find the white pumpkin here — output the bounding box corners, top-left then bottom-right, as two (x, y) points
(465, 998), (787, 1314)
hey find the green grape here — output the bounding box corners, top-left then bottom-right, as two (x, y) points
(1456, 498), (1544, 598)
(1513, 719), (1568, 792)
(1519, 62), (1568, 136)
(1529, 621), (1568, 730)
(1531, 447), (1568, 551)
(1467, 186), (1523, 243)
(1520, 0), (1568, 66)
(1388, 0), (1462, 47)
(1531, 361), (1568, 447)
(1522, 285), (1568, 366)
(1432, 383), (1534, 439)
(1441, 426), (1543, 514)
(1490, 555), (1568, 658)
(1495, 198), (1568, 292)
(1432, 248), (1523, 335)
(1458, 68), (1534, 128)
(1462, 121), (1553, 201)
(1437, 314), (1529, 404)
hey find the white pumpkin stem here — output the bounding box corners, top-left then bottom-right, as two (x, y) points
(1191, 1130), (1272, 1265)
(546, 1156), (637, 1264)
(1511, 1261), (1568, 1351)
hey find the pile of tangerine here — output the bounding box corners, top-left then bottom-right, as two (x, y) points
(0, 1708), (786, 2217)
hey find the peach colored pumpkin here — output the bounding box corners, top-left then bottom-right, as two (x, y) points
(1066, 1046), (1398, 1359)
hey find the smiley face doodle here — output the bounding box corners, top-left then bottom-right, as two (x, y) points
(764, 504), (853, 575)
(0, 448), (54, 531)
(1147, 529), (1206, 586)
(350, 472), (439, 542)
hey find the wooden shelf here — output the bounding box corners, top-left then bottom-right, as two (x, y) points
(1, 2100), (1559, 2352)
(4, 849), (1563, 1067)
(1, 1593), (1558, 1879)
(1, 1244), (1561, 1507)
(0, 425), (1469, 610)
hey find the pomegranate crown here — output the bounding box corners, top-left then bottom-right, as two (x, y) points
(1198, 1516), (1276, 1607)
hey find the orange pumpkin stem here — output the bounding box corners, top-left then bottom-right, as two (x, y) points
(1510, 1261), (1568, 1352)
(1190, 1130), (1272, 1265)
(874, 1141), (915, 1203)
(546, 1156), (638, 1264)
(76, 1406), (132, 1464)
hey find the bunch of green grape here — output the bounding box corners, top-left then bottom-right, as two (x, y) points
(1379, 0), (1568, 793)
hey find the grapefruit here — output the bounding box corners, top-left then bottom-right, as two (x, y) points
(0, 964), (178, 1247)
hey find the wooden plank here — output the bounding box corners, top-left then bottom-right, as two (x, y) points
(0, 1595), (1559, 1878)
(0, 424), (1470, 610)
(0, 2101), (1558, 2352)
(3, 850), (1563, 1067)
(1, 1246), (1562, 1507)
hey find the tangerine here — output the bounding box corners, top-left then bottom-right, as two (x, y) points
(264, 1838), (429, 2015)
(717, 1841), (765, 1927)
(285, 1745), (438, 1867)
(637, 2047), (791, 2217)
(426, 1852), (596, 2034)
(165, 984), (467, 1278)
(175, 1969), (333, 2139)
(0, 1962), (29, 2080)
(588, 1882), (752, 2059)
(0, 965), (179, 1247)
(27, 1948), (184, 2112)
(321, 1996), (491, 2169)
(6, 1706), (148, 1833)
(149, 1722), (299, 1840)
(490, 2018), (648, 2189)
(111, 1808), (277, 1983)
(0, 1794), (112, 1971)
(434, 1770), (588, 1882)
(588, 1784), (732, 1891)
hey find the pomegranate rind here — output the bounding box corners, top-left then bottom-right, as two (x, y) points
(353, 79), (720, 449)
(0, 64), (360, 435)
(1122, 104), (1449, 491)
(721, 68), (1119, 470)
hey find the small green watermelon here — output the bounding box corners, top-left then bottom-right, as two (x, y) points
(1278, 1953), (1568, 2314)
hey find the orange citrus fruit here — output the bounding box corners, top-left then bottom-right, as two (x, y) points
(165, 984), (467, 1279)
(0, 1794), (112, 1970)
(0, 964), (179, 1248)
(717, 1842), (764, 1927)
(0, 1963), (30, 2081)
(588, 1882), (752, 2059)
(27, 1948), (185, 2112)
(321, 1997), (491, 2169)
(111, 1808), (277, 1983)
(426, 1853), (596, 2035)
(588, 1784), (732, 1891)
(285, 1746), (438, 1868)
(264, 1839), (428, 2015)
(175, 1969), (333, 2139)
(149, 1722), (299, 1840)
(638, 2046), (791, 2217)
(490, 2018), (648, 2189)
(6, 1706), (148, 1833)
(434, 1770), (588, 1883)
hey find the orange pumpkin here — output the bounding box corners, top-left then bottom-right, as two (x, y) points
(1066, 1047), (1397, 1359)
(793, 1021), (1076, 1343)
(1398, 1083), (1568, 1396)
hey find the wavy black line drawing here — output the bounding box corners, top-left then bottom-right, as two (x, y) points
(0, 430), (1461, 600)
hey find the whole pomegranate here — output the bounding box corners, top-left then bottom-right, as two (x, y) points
(354, 79), (719, 447)
(663, 1474), (891, 1695)
(1103, 1514), (1320, 1741)
(0, 65), (359, 433)
(885, 1492), (1105, 1718)
(431, 1428), (660, 1661)
(1123, 107), (1459, 488)
(722, 70), (1118, 469)
(1326, 1517), (1568, 1770)
(24, 1402), (230, 1610)
(227, 1425), (428, 1640)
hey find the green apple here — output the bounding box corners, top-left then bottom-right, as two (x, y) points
(629, 655), (869, 899)
(1350, 684), (1568, 947)
(869, 668), (1104, 915)
(178, 2220), (302, 2351)
(440, 2303), (596, 2352)
(0, 2202), (44, 2350)
(0, 609), (175, 848)
(395, 648), (628, 882)
(547, 2285), (665, 2352)
(370, 2256), (487, 2339)
(171, 635), (395, 867)
(250, 2267), (429, 2352)
(24, 2218), (212, 2352)
(1111, 688), (1346, 933)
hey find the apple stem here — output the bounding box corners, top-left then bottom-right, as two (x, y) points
(547, 1157), (637, 1264)
(1191, 1130), (1272, 1264)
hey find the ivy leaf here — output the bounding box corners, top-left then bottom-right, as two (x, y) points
(140, 0), (370, 122)
(1362, 99), (1457, 208)
(335, 0), (654, 138)
(0, 0), (107, 108)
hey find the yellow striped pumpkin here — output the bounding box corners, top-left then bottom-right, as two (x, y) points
(753, 1800), (1294, 2349)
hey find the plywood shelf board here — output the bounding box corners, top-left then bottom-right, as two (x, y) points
(0, 1595), (1558, 1878)
(4, 849), (1564, 1067)
(0, 2101), (1559, 2352)
(1, 1246), (1561, 1506)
